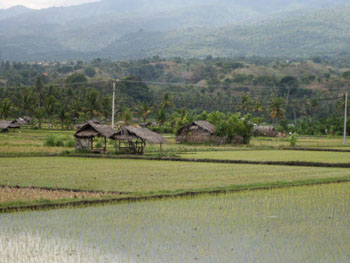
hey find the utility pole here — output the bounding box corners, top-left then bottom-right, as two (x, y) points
(112, 81), (116, 129)
(111, 79), (120, 129)
(344, 91), (348, 145)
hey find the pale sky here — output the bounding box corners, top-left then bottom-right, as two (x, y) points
(0, 0), (100, 9)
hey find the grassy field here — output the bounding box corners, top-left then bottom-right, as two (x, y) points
(0, 129), (74, 155)
(181, 150), (350, 163)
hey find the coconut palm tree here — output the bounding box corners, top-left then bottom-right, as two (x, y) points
(269, 97), (285, 124)
(139, 102), (153, 123)
(159, 93), (174, 110)
(0, 98), (11, 119)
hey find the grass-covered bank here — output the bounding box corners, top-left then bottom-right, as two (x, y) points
(1, 157), (350, 212)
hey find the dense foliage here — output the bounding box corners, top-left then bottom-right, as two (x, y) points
(0, 57), (349, 136)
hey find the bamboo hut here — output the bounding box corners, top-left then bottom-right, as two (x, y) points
(74, 121), (116, 153)
(114, 125), (166, 154)
(176, 121), (225, 144)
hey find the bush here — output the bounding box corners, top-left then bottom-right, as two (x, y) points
(44, 135), (66, 147)
(65, 139), (75, 148)
(55, 138), (64, 147)
(288, 133), (298, 147)
(44, 135), (56, 147)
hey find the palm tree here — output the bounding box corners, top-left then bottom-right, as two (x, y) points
(86, 90), (99, 119)
(241, 95), (252, 115)
(156, 108), (167, 127)
(269, 97), (285, 124)
(139, 102), (153, 123)
(57, 106), (68, 130)
(159, 93), (174, 110)
(44, 95), (57, 129)
(0, 98), (11, 119)
(122, 107), (132, 125)
(21, 88), (34, 117)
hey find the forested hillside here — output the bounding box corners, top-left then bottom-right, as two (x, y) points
(1, 56), (350, 134)
(1, 0), (350, 60)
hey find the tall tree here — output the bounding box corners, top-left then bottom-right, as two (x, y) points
(0, 98), (11, 119)
(269, 97), (285, 124)
(44, 95), (57, 129)
(160, 93), (174, 110)
(139, 102), (153, 123)
(85, 90), (99, 119)
(20, 88), (35, 117)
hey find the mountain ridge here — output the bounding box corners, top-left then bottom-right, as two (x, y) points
(1, 0), (350, 61)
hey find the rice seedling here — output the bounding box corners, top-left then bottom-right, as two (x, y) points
(0, 183), (348, 262)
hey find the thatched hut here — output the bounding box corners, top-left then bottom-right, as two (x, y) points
(176, 121), (225, 144)
(253, 125), (277, 137)
(74, 121), (116, 153)
(114, 125), (166, 154)
(0, 120), (21, 132)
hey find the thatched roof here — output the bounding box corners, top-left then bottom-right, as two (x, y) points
(75, 121), (116, 139)
(177, 120), (215, 135)
(0, 121), (11, 130)
(115, 125), (166, 144)
(0, 120), (21, 129)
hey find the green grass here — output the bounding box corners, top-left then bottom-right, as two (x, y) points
(181, 150), (350, 163)
(1, 157), (350, 194)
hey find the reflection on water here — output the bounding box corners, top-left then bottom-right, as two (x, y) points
(1, 183), (349, 262)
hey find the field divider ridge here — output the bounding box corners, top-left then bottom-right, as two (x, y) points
(69, 154), (350, 168)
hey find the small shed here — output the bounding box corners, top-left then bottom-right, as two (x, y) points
(253, 125), (277, 137)
(176, 120), (224, 144)
(74, 121), (116, 153)
(114, 125), (166, 154)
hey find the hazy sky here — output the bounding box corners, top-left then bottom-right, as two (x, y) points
(0, 0), (100, 9)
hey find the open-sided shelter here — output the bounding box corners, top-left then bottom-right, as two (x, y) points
(176, 120), (224, 144)
(114, 125), (166, 154)
(74, 121), (116, 153)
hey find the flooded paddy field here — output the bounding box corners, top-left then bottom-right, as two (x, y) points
(1, 183), (349, 263)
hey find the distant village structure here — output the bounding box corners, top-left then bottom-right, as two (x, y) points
(253, 125), (277, 137)
(0, 118), (30, 132)
(176, 121), (225, 144)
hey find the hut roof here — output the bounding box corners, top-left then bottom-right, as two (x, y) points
(74, 121), (116, 139)
(254, 125), (275, 132)
(0, 120), (21, 129)
(178, 120), (215, 135)
(115, 125), (166, 144)
(0, 121), (11, 130)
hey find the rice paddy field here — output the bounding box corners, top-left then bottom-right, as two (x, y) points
(181, 150), (350, 163)
(1, 128), (350, 262)
(1, 157), (350, 195)
(1, 183), (349, 263)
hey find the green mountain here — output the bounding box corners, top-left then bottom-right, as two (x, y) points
(0, 0), (350, 61)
